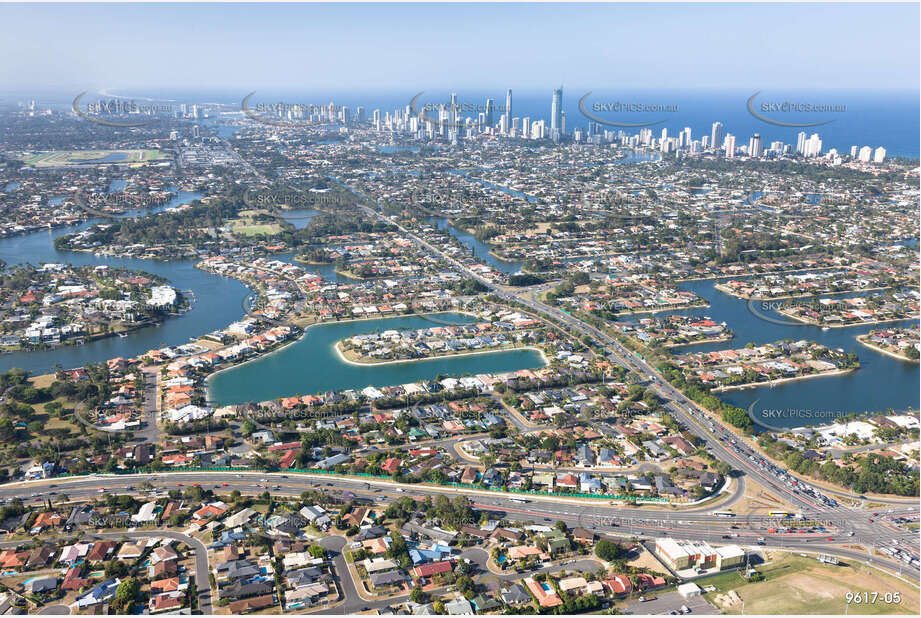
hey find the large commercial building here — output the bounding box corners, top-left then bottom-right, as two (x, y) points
(550, 87), (562, 133)
(748, 133), (763, 158)
(655, 538), (744, 572)
(724, 134), (736, 158)
(710, 122), (723, 152)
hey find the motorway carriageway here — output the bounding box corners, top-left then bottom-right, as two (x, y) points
(4, 470), (917, 572)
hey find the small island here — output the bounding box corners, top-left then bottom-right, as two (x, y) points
(335, 311), (548, 365)
(857, 327), (920, 362)
(0, 263), (184, 351)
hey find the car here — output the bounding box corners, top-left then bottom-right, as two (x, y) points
(97, 488), (105, 493)
(221, 483), (229, 487)
(177, 483), (183, 487)
(826, 537), (835, 541)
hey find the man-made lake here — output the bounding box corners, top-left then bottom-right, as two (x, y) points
(0, 188), (250, 375)
(635, 279), (919, 429)
(0, 177), (915, 429)
(207, 312), (547, 405)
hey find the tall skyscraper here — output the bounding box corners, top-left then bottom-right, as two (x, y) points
(724, 134), (736, 158)
(551, 87), (563, 134)
(710, 122), (723, 152)
(504, 89), (513, 134)
(796, 131), (807, 154)
(804, 133), (822, 157)
(873, 147), (886, 163)
(748, 134), (763, 158)
(485, 98), (495, 126)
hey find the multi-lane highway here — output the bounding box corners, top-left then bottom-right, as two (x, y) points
(4, 470), (916, 574)
(343, 187), (919, 570)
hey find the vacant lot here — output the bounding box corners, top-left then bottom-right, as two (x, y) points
(701, 553), (919, 615)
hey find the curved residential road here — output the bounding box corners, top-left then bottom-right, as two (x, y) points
(92, 530), (213, 614)
(1, 529), (213, 614)
(338, 187), (919, 557)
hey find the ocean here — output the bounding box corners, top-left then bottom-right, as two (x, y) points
(22, 87), (921, 158)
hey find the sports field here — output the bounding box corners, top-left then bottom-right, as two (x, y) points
(701, 553), (919, 615)
(24, 149), (171, 167)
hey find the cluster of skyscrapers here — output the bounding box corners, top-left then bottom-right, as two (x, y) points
(252, 91), (887, 163)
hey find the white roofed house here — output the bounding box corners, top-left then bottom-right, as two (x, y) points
(132, 502), (159, 524)
(299, 505), (332, 530)
(147, 286), (177, 309)
(168, 404), (212, 424)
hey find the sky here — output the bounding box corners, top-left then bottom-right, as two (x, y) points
(0, 2), (918, 93)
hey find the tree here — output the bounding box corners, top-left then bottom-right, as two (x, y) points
(105, 560), (128, 578)
(410, 586), (427, 604)
(112, 577), (140, 612)
(595, 539), (625, 562)
(308, 545), (326, 559)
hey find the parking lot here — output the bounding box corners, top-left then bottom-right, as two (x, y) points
(623, 591), (719, 615)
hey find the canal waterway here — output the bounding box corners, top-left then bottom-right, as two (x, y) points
(627, 278), (919, 428)
(207, 312), (547, 405)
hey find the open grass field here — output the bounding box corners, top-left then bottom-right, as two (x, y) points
(24, 149), (171, 167)
(701, 552), (919, 615)
(229, 209), (285, 236)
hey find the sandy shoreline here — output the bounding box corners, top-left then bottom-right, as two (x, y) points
(775, 310), (919, 329)
(856, 336), (919, 363)
(333, 340), (549, 368)
(205, 310), (521, 394)
(712, 367), (857, 393)
(664, 335), (734, 348)
(718, 284), (895, 302)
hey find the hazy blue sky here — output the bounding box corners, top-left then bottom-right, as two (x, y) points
(1, 2), (918, 92)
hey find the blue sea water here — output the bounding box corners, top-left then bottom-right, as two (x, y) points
(30, 88), (920, 157)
